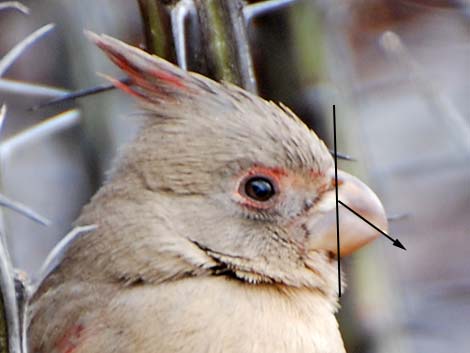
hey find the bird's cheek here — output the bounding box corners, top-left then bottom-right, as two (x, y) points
(303, 170), (388, 256)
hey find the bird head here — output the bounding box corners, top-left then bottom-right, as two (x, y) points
(76, 33), (387, 300)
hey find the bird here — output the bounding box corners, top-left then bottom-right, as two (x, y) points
(26, 33), (387, 353)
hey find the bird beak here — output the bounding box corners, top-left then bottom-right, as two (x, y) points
(305, 170), (388, 256)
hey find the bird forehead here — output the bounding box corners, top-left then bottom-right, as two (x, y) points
(237, 131), (330, 174)
(205, 112), (328, 170)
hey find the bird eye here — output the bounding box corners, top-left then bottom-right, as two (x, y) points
(244, 177), (275, 202)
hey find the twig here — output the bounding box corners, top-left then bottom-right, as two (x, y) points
(196, 0), (257, 92)
(137, 0), (175, 59)
(0, 234), (21, 353)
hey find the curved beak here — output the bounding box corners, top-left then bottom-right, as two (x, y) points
(305, 170), (388, 256)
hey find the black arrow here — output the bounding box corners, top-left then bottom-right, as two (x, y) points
(338, 200), (406, 250)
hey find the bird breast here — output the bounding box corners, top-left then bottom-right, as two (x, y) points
(85, 276), (347, 353)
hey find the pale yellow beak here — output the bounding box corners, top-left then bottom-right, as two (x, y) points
(306, 170), (388, 256)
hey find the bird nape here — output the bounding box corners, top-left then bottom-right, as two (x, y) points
(26, 33), (388, 353)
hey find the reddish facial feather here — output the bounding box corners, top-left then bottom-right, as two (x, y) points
(55, 324), (85, 353)
(246, 166), (288, 179)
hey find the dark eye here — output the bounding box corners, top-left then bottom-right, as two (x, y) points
(244, 177), (275, 202)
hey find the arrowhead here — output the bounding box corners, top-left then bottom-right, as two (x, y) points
(392, 239), (406, 250)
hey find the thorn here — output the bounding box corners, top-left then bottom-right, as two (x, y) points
(0, 104), (6, 134)
(329, 149), (356, 161)
(392, 239), (406, 250)
(0, 23), (55, 77)
(387, 212), (410, 222)
(243, 0), (297, 22)
(1, 109), (80, 156)
(0, 78), (68, 98)
(0, 2), (30, 14)
(171, 0), (196, 70)
(30, 78), (129, 110)
(0, 193), (50, 226)
(33, 225), (98, 292)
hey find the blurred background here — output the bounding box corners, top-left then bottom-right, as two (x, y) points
(0, 0), (469, 352)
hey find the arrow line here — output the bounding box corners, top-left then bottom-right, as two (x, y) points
(333, 105), (341, 297)
(338, 200), (406, 250)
